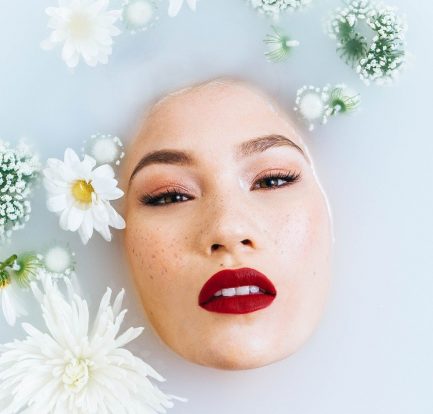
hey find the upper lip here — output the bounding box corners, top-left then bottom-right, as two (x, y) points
(198, 267), (277, 305)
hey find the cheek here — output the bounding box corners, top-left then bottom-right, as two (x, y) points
(124, 210), (189, 292)
(272, 200), (326, 264)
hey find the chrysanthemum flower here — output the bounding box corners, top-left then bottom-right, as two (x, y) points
(41, 0), (122, 68)
(122, 0), (159, 33)
(0, 140), (40, 243)
(168, 0), (198, 17)
(0, 276), (181, 413)
(43, 148), (125, 244)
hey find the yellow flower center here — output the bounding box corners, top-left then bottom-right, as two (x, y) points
(0, 271), (11, 290)
(62, 358), (91, 394)
(71, 180), (94, 204)
(68, 11), (93, 40)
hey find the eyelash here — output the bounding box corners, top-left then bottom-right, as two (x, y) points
(140, 170), (301, 207)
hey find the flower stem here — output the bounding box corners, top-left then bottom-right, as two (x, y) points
(0, 254), (18, 271)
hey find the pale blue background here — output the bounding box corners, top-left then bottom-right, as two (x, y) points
(0, 0), (432, 413)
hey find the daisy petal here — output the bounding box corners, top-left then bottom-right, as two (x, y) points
(47, 194), (68, 212)
(64, 148), (80, 166)
(67, 206), (85, 232)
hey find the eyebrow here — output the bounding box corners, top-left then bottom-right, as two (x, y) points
(129, 134), (306, 184)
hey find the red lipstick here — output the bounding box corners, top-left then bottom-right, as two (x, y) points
(198, 267), (277, 314)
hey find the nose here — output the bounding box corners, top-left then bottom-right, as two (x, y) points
(200, 193), (259, 258)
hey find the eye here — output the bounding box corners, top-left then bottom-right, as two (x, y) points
(251, 170), (301, 190)
(140, 187), (193, 207)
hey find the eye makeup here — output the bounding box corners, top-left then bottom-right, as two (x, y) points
(139, 169), (301, 207)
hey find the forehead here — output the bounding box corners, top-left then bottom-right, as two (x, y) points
(123, 81), (305, 178)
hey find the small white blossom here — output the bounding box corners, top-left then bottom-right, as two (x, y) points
(41, 0), (122, 68)
(43, 148), (125, 244)
(122, 0), (159, 33)
(294, 84), (360, 130)
(0, 276), (182, 413)
(82, 133), (125, 166)
(42, 245), (76, 278)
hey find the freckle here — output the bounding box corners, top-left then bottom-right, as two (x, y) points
(151, 254), (156, 259)
(149, 275), (154, 280)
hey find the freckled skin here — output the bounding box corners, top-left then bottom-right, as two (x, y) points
(120, 79), (333, 370)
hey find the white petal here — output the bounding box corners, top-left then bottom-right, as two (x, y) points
(186, 0), (197, 11)
(79, 209), (94, 243)
(61, 39), (77, 62)
(67, 205), (85, 231)
(107, 204), (126, 229)
(1, 290), (17, 326)
(59, 205), (72, 230)
(47, 194), (68, 212)
(92, 164), (115, 179)
(168, 0), (184, 16)
(64, 148), (80, 166)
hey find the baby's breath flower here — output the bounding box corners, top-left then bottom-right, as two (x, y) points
(82, 133), (125, 166)
(264, 26), (300, 62)
(294, 84), (360, 130)
(122, 0), (159, 33)
(327, 0), (407, 85)
(249, 0), (312, 17)
(0, 140), (40, 243)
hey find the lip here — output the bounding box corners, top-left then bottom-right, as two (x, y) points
(198, 267), (277, 314)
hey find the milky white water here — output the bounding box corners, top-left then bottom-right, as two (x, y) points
(1, 0), (432, 412)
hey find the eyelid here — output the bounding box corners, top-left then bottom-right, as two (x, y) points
(251, 168), (301, 183)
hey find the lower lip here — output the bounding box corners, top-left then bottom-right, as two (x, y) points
(200, 294), (275, 314)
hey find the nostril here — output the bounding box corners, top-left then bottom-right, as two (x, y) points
(241, 239), (252, 247)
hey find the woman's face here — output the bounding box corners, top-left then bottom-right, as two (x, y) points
(122, 81), (333, 370)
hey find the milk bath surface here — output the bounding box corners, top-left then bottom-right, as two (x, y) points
(0, 0), (432, 413)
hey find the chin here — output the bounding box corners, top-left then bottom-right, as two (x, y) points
(195, 344), (292, 371)
(176, 331), (295, 371)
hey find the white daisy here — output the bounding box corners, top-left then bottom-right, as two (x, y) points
(0, 276), (180, 413)
(168, 0), (198, 17)
(41, 0), (122, 68)
(43, 148), (125, 245)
